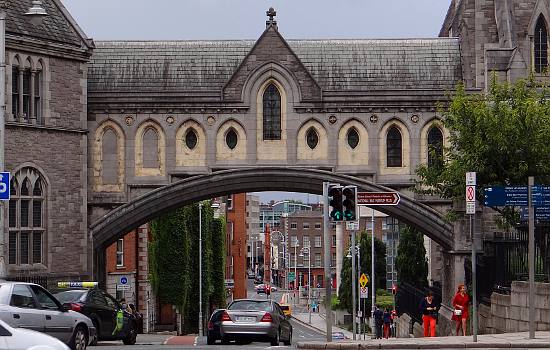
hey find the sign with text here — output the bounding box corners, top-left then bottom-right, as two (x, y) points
(288, 272), (295, 282)
(360, 287), (368, 299)
(357, 192), (400, 206)
(346, 221), (359, 231)
(0, 172), (10, 200)
(484, 186), (528, 207)
(466, 172), (476, 214)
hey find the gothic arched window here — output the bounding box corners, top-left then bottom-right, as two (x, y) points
(263, 84), (281, 140)
(387, 126), (402, 167)
(347, 127), (360, 149)
(8, 168), (46, 265)
(427, 126), (444, 168)
(142, 127), (159, 168)
(535, 15), (548, 73)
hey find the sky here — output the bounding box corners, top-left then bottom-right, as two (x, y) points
(59, 0), (451, 204)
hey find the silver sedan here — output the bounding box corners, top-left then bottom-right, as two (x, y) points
(219, 299), (292, 346)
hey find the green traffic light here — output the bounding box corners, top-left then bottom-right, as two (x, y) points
(344, 210), (355, 220)
(330, 209), (343, 221)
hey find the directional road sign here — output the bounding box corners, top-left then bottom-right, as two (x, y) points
(357, 192), (400, 206)
(520, 206), (550, 221)
(484, 186), (528, 207)
(0, 172), (10, 201)
(359, 273), (368, 288)
(532, 186), (550, 207)
(120, 276), (128, 285)
(288, 272), (295, 282)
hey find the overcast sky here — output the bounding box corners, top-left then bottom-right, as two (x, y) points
(60, 0), (451, 41)
(59, 0), (451, 204)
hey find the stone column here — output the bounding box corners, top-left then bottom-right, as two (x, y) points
(30, 70), (36, 124)
(18, 70), (23, 121)
(335, 222), (344, 294)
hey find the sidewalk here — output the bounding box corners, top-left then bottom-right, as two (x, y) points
(297, 331), (550, 349)
(293, 311), (354, 340)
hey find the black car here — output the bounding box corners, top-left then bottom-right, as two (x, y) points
(53, 289), (138, 345)
(207, 309), (225, 345)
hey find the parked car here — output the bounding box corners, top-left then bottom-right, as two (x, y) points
(0, 282), (96, 350)
(280, 304), (291, 317)
(247, 271), (255, 279)
(219, 299), (292, 345)
(53, 288), (138, 345)
(206, 309), (224, 345)
(255, 284), (266, 294)
(0, 318), (70, 350)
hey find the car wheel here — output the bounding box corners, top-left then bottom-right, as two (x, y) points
(283, 328), (292, 346)
(70, 325), (87, 350)
(122, 323), (137, 345)
(270, 329), (280, 346)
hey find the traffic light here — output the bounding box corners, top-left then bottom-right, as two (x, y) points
(328, 184), (343, 221)
(343, 185), (357, 221)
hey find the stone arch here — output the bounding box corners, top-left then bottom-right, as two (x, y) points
(176, 119), (206, 167)
(24, 57), (33, 70)
(379, 119), (411, 175)
(420, 118), (450, 165)
(296, 119), (328, 161)
(338, 119), (369, 167)
(135, 120), (166, 177)
(216, 119), (247, 161)
(256, 78), (288, 161)
(93, 120), (125, 192)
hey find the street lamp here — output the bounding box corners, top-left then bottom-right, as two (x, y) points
(347, 245), (362, 339)
(299, 246), (311, 324)
(0, 0), (47, 280)
(293, 241), (299, 305)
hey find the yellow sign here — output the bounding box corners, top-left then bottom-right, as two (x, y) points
(359, 274), (368, 288)
(57, 282), (98, 289)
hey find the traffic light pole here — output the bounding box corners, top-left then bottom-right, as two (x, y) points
(351, 231), (357, 340)
(323, 182), (332, 342)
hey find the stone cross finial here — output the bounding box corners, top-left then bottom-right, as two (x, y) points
(266, 7), (277, 28)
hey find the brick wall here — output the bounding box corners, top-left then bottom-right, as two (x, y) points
(106, 230), (137, 272)
(227, 194), (247, 299)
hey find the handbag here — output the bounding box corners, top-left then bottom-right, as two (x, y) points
(453, 309), (462, 316)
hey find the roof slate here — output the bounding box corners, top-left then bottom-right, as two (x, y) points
(6, 0), (82, 47)
(88, 38), (462, 94)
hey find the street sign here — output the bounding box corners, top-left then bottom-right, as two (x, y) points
(288, 272), (295, 282)
(532, 186), (550, 206)
(520, 206), (550, 221)
(346, 221), (359, 231)
(466, 172), (476, 186)
(120, 276), (128, 285)
(117, 284), (131, 291)
(484, 186), (528, 207)
(359, 273), (368, 288)
(360, 287), (368, 299)
(0, 172), (10, 201)
(466, 172), (476, 215)
(357, 192), (400, 206)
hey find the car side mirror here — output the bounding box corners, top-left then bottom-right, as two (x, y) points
(61, 303), (71, 312)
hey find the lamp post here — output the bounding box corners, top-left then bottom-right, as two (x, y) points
(198, 202), (203, 337)
(299, 246), (311, 324)
(293, 241), (299, 305)
(347, 244), (360, 340)
(0, 0), (47, 280)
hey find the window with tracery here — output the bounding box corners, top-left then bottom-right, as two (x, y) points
(8, 168), (46, 266)
(11, 60), (43, 123)
(535, 15), (548, 73)
(262, 84), (281, 140)
(386, 126), (403, 167)
(427, 126), (444, 168)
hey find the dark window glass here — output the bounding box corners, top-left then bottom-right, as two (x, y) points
(33, 181), (42, 196)
(20, 200), (29, 228)
(34, 71), (42, 123)
(10, 285), (35, 308)
(185, 129), (198, 150)
(12, 67), (19, 117)
(306, 128), (319, 149)
(10, 180), (16, 196)
(226, 128), (238, 150)
(33, 200), (42, 228)
(30, 286), (59, 310)
(33, 232), (42, 264)
(535, 16), (548, 73)
(9, 232), (17, 264)
(20, 232), (29, 264)
(21, 179), (29, 196)
(9, 200), (17, 228)
(386, 126), (402, 167)
(347, 128), (360, 149)
(427, 126), (444, 168)
(262, 84), (281, 140)
(22, 70), (31, 120)
(91, 291), (108, 307)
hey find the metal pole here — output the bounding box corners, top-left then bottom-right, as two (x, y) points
(470, 213), (477, 342)
(351, 231), (357, 340)
(0, 2), (7, 280)
(198, 203), (203, 337)
(357, 245), (361, 339)
(323, 182), (332, 342)
(294, 244), (297, 305)
(371, 210), (375, 330)
(308, 248), (311, 324)
(528, 176), (535, 339)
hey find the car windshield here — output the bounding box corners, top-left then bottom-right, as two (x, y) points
(53, 290), (87, 303)
(228, 300), (271, 311)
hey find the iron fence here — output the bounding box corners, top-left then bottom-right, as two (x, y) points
(395, 282), (441, 325)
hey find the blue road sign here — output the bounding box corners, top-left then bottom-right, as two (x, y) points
(532, 186), (550, 206)
(120, 276), (128, 285)
(520, 207), (550, 221)
(484, 186), (528, 207)
(0, 172), (10, 201)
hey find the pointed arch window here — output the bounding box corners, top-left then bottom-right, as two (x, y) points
(347, 127), (360, 149)
(263, 84), (281, 140)
(387, 126), (402, 167)
(427, 126), (444, 168)
(8, 168), (46, 265)
(535, 15), (548, 73)
(185, 128), (198, 150)
(226, 128), (238, 150)
(306, 128), (319, 149)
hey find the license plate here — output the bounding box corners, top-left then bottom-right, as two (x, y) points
(237, 316), (256, 322)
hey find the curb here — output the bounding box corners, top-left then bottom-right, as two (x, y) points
(292, 314), (327, 335)
(296, 341), (550, 349)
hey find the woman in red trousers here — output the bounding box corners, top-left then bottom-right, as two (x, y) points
(452, 284), (470, 336)
(419, 291), (438, 337)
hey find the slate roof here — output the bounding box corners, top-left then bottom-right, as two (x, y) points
(6, 0), (84, 47)
(88, 38), (462, 94)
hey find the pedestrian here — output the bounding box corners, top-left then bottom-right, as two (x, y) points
(452, 284), (470, 336)
(419, 291), (438, 337)
(382, 308), (392, 339)
(373, 306), (383, 339)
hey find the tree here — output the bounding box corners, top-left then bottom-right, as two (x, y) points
(338, 231), (386, 315)
(415, 78), (550, 224)
(395, 225), (428, 288)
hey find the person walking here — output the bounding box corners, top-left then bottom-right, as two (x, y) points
(452, 284), (470, 336)
(373, 306), (383, 339)
(382, 308), (392, 339)
(419, 291), (438, 337)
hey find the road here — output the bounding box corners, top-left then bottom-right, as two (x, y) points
(95, 279), (324, 350)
